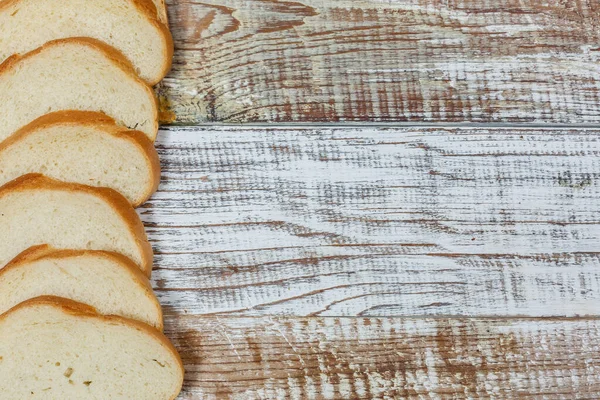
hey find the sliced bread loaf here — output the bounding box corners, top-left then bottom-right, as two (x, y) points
(0, 245), (163, 329)
(0, 38), (158, 144)
(0, 0), (173, 84)
(0, 174), (153, 275)
(0, 296), (183, 399)
(0, 111), (161, 206)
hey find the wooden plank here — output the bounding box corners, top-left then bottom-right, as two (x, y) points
(166, 315), (600, 399)
(144, 126), (600, 317)
(161, 0), (600, 124)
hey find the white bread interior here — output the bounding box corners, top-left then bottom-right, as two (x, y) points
(0, 38), (158, 144)
(0, 174), (153, 275)
(0, 245), (163, 329)
(0, 111), (160, 206)
(0, 297), (183, 399)
(0, 0), (173, 84)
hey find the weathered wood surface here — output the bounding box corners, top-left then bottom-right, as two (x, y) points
(143, 126), (600, 317)
(166, 315), (600, 399)
(160, 0), (600, 124)
(159, 4), (600, 393)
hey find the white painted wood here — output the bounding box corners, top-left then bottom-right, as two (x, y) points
(143, 126), (600, 317)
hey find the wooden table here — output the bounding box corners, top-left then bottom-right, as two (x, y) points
(156, 1), (600, 398)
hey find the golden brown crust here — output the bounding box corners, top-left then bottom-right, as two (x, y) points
(0, 38), (159, 141)
(0, 244), (55, 266)
(0, 245), (163, 330)
(0, 110), (161, 206)
(114, 128), (162, 205)
(0, 0), (172, 85)
(0, 295), (183, 398)
(0, 174), (154, 276)
(0, 53), (21, 77)
(11, 295), (100, 316)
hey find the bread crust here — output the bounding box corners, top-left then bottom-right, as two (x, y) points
(130, 0), (174, 77)
(0, 296), (183, 400)
(1, 245), (163, 330)
(0, 38), (160, 141)
(0, 0), (173, 85)
(0, 174), (154, 276)
(0, 110), (161, 206)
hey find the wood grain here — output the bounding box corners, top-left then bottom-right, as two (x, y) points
(160, 0), (600, 124)
(166, 315), (600, 399)
(144, 126), (600, 317)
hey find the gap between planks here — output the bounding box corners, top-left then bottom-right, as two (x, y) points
(162, 122), (600, 130)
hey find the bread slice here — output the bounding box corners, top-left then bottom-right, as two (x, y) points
(0, 174), (153, 275)
(0, 296), (183, 399)
(0, 111), (161, 206)
(0, 245), (163, 329)
(0, 38), (158, 144)
(0, 0), (173, 85)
